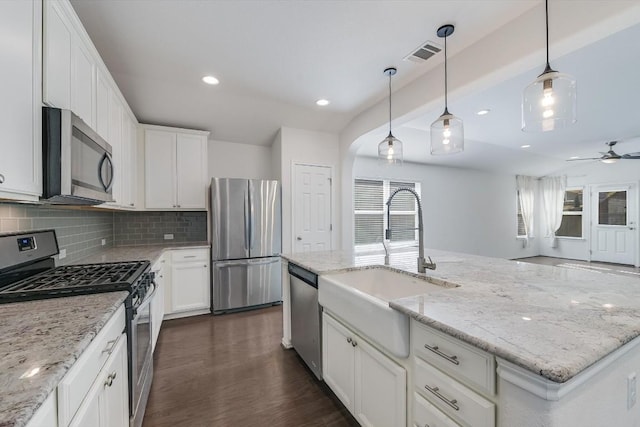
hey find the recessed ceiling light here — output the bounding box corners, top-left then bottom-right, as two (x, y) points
(202, 75), (219, 85)
(521, 144), (531, 149)
(316, 99), (330, 106)
(476, 109), (490, 116)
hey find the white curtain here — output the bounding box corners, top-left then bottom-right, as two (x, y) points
(516, 175), (536, 245)
(541, 175), (567, 248)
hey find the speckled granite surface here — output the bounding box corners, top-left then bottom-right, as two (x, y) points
(282, 249), (640, 383)
(74, 242), (210, 265)
(0, 292), (127, 427)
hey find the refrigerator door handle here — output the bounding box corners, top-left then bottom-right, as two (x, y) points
(249, 184), (255, 250)
(243, 193), (250, 251)
(215, 260), (250, 268)
(247, 258), (280, 265)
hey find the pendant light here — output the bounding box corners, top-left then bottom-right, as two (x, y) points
(430, 25), (463, 155)
(522, 0), (576, 132)
(378, 67), (403, 164)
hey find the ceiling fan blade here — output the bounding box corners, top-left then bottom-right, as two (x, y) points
(566, 158), (601, 161)
(622, 153), (640, 159)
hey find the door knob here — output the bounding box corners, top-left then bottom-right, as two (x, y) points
(296, 236), (302, 241)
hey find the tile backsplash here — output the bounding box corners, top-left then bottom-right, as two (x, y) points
(114, 211), (207, 246)
(0, 203), (114, 264)
(0, 203), (208, 263)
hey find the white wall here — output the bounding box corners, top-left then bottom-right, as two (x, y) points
(208, 139), (273, 180)
(277, 127), (341, 254)
(539, 161), (640, 264)
(353, 157), (539, 260)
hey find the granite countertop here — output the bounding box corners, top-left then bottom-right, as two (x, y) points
(282, 249), (640, 383)
(0, 292), (128, 427)
(75, 242), (210, 265)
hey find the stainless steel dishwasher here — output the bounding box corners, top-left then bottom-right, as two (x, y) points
(288, 262), (322, 380)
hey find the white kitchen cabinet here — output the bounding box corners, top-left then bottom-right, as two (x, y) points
(58, 305), (127, 427)
(0, 0), (42, 201)
(119, 112), (138, 209)
(25, 393), (57, 427)
(323, 312), (406, 427)
(151, 256), (166, 352)
(143, 125), (209, 210)
(43, 0), (72, 110)
(95, 69), (110, 141)
(108, 92), (123, 205)
(71, 36), (95, 128)
(67, 333), (128, 427)
(163, 249), (211, 318)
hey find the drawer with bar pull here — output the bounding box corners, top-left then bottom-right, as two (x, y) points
(414, 357), (495, 427)
(413, 391), (461, 427)
(171, 248), (209, 263)
(412, 321), (495, 396)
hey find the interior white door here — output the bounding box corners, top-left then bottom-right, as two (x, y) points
(293, 164), (332, 253)
(590, 185), (637, 266)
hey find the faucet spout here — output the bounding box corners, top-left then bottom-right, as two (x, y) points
(385, 187), (435, 273)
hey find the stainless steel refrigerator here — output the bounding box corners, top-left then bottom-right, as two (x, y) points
(210, 178), (282, 313)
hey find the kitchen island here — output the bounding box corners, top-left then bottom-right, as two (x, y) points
(0, 292), (127, 427)
(282, 249), (640, 426)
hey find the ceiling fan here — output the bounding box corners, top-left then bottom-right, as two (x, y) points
(567, 141), (640, 164)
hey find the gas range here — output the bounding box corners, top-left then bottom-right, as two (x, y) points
(0, 229), (155, 427)
(0, 260), (150, 303)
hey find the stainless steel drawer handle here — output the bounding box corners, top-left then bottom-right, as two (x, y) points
(183, 255), (197, 258)
(424, 344), (459, 365)
(424, 384), (459, 411)
(102, 339), (117, 354)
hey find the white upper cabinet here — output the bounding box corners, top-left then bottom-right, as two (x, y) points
(108, 92), (123, 205)
(43, 0), (72, 110)
(71, 36), (95, 128)
(96, 69), (110, 141)
(0, 0), (42, 201)
(143, 126), (209, 210)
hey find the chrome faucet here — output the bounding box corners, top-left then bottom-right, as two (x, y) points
(385, 187), (436, 273)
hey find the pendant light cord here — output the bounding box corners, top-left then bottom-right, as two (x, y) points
(444, 34), (448, 111)
(388, 72), (392, 135)
(545, 0), (550, 67)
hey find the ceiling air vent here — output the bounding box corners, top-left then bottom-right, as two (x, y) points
(404, 40), (442, 63)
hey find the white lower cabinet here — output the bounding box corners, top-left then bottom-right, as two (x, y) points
(26, 393), (57, 427)
(411, 320), (495, 427)
(323, 312), (406, 427)
(58, 305), (128, 427)
(163, 249), (211, 318)
(68, 333), (128, 427)
(150, 256), (166, 352)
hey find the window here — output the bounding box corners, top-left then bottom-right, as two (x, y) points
(517, 192), (526, 237)
(556, 188), (583, 238)
(354, 178), (420, 249)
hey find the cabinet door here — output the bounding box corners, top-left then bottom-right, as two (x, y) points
(71, 37), (95, 128)
(176, 133), (207, 209)
(145, 130), (176, 209)
(151, 268), (165, 352)
(322, 313), (355, 412)
(96, 69), (110, 141)
(0, 0), (41, 199)
(170, 261), (210, 313)
(120, 112), (137, 208)
(43, 0), (72, 109)
(354, 337), (406, 427)
(108, 92), (123, 205)
(101, 333), (128, 427)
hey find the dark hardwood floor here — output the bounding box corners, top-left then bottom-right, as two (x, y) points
(143, 306), (358, 427)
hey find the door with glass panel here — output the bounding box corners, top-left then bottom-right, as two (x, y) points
(590, 185), (638, 266)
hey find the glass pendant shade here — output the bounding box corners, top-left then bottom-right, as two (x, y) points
(378, 67), (403, 164)
(378, 132), (403, 164)
(522, 69), (576, 132)
(430, 111), (464, 155)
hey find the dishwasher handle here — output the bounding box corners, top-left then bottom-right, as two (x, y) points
(288, 263), (318, 288)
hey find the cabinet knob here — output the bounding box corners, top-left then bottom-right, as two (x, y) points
(130, 203), (134, 207)
(203, 265), (207, 268)
(0, 173), (4, 184)
(346, 337), (352, 343)
(351, 340), (357, 347)
(296, 236), (302, 241)
(177, 204), (181, 208)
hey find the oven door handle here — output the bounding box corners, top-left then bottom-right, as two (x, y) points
(133, 279), (157, 317)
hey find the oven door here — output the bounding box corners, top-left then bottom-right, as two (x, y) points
(130, 282), (156, 427)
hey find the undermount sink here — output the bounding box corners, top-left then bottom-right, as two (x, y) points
(318, 267), (456, 358)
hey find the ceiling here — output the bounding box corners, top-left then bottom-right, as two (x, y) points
(69, 0), (538, 146)
(70, 0), (640, 177)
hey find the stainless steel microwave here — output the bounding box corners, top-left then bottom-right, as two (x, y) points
(42, 107), (114, 205)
